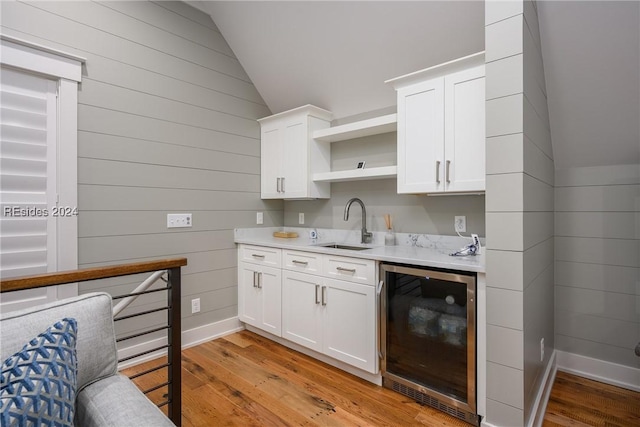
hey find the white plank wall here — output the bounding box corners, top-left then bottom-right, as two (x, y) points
(1, 1), (282, 342)
(484, 1), (555, 426)
(555, 164), (640, 368)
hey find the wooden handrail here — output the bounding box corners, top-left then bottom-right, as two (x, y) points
(0, 258), (188, 292)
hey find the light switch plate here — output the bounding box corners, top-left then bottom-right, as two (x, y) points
(256, 212), (264, 224)
(298, 212), (305, 224)
(167, 213), (192, 228)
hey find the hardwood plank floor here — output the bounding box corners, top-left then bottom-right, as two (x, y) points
(542, 371), (640, 427)
(122, 330), (640, 426)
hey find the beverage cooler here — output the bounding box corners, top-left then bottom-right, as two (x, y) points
(379, 263), (479, 425)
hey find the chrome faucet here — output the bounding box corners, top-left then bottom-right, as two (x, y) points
(344, 197), (373, 244)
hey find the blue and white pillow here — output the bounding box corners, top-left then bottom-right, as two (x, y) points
(1, 318), (78, 426)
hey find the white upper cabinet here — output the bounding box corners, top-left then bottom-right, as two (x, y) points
(444, 66), (486, 192)
(258, 105), (332, 199)
(388, 53), (485, 194)
(397, 77), (445, 193)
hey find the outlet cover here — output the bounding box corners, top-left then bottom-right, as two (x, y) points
(454, 216), (466, 233)
(167, 213), (192, 228)
(191, 298), (200, 314)
(256, 212), (264, 225)
(298, 212), (305, 224)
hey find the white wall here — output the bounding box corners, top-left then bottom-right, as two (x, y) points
(555, 164), (640, 369)
(0, 1), (282, 341)
(484, 1), (555, 425)
(285, 179), (486, 237)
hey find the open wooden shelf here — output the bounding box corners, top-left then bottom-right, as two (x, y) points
(313, 114), (397, 143)
(313, 166), (397, 183)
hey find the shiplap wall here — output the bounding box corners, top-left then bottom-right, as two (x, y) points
(1, 1), (282, 338)
(555, 164), (640, 368)
(485, 1), (555, 425)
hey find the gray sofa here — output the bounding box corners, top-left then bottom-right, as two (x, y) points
(1, 292), (175, 426)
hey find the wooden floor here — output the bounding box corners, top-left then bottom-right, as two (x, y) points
(543, 371), (640, 427)
(122, 330), (640, 426)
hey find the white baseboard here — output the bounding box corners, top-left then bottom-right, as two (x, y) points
(117, 316), (244, 369)
(527, 350), (557, 427)
(556, 350), (640, 392)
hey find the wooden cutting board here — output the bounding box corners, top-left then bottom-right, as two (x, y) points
(273, 231), (299, 238)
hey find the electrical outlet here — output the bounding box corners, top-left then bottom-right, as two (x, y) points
(298, 212), (305, 224)
(540, 338), (545, 362)
(454, 216), (466, 233)
(167, 213), (192, 228)
(191, 298), (200, 314)
(256, 212), (263, 225)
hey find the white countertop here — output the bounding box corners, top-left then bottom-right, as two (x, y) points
(235, 227), (485, 273)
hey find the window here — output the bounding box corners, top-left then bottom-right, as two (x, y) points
(0, 35), (84, 310)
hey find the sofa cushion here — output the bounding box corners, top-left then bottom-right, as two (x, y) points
(75, 374), (175, 427)
(1, 293), (118, 391)
(1, 318), (78, 426)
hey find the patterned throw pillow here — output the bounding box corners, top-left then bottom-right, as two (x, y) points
(1, 318), (78, 426)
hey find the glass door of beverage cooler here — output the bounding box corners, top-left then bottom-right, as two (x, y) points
(380, 263), (477, 418)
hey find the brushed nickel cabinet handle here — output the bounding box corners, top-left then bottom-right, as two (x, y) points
(436, 160), (441, 183)
(253, 271), (257, 287)
(315, 284), (320, 304)
(336, 266), (356, 273)
(321, 286), (327, 306)
(257, 272), (262, 289)
(446, 160), (451, 183)
(251, 254), (265, 259)
(292, 260), (308, 266)
(276, 177), (280, 192)
(281, 177), (285, 192)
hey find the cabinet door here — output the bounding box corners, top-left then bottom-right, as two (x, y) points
(280, 119), (308, 199)
(397, 77), (445, 194)
(259, 266), (282, 336)
(238, 263), (282, 336)
(282, 270), (323, 352)
(238, 263), (262, 328)
(261, 126), (282, 199)
(322, 278), (377, 373)
(444, 66), (485, 192)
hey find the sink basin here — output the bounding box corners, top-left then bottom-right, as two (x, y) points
(317, 243), (371, 251)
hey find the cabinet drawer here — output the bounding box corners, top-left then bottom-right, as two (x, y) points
(283, 250), (322, 274)
(240, 245), (282, 267)
(323, 255), (375, 286)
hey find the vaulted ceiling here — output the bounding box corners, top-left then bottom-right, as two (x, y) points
(191, 1), (639, 171)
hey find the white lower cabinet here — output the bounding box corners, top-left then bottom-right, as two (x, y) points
(238, 262), (282, 337)
(282, 272), (376, 373)
(282, 270), (323, 352)
(238, 245), (378, 374)
(322, 277), (376, 372)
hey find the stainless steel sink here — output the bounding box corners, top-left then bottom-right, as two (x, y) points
(317, 243), (371, 251)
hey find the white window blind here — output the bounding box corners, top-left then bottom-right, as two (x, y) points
(0, 67), (57, 278)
